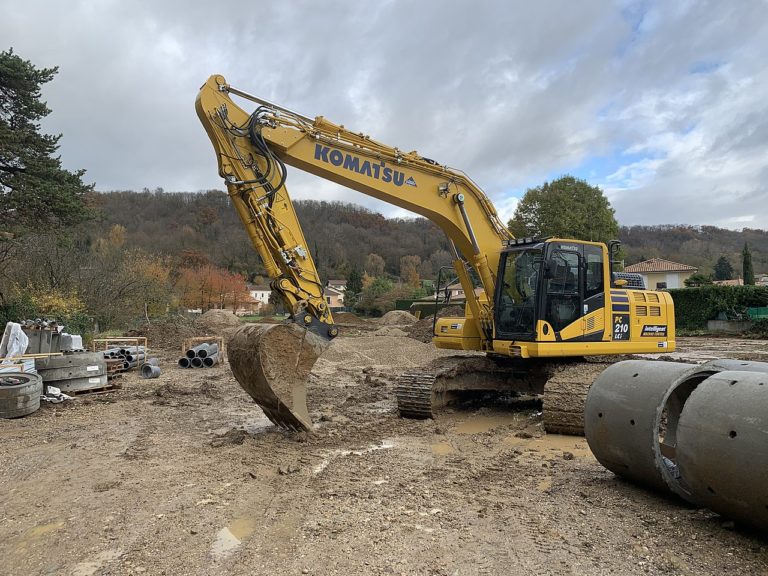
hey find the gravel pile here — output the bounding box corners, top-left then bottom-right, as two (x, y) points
(378, 310), (418, 326)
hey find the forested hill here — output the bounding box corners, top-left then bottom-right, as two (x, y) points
(91, 190), (768, 280)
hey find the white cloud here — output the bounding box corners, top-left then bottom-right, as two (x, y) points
(1, 0), (766, 229)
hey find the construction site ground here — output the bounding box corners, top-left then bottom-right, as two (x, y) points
(1, 328), (767, 576)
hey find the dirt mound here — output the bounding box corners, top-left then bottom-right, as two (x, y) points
(314, 335), (458, 373)
(198, 309), (241, 333)
(378, 310), (418, 326)
(128, 315), (201, 351)
(405, 305), (465, 343)
(373, 327), (408, 337)
(333, 311), (370, 325)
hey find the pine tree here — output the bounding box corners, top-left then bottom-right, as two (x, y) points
(713, 256), (734, 281)
(0, 49), (93, 234)
(743, 242), (755, 285)
(345, 266), (363, 308)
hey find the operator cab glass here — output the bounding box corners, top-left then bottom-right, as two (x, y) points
(495, 240), (599, 342)
(543, 249), (581, 331)
(494, 246), (543, 339)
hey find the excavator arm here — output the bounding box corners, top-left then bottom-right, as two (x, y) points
(195, 75), (512, 344)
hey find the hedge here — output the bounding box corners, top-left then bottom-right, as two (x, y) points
(668, 285), (768, 330)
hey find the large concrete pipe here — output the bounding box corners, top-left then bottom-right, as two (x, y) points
(677, 370), (768, 531)
(178, 357), (191, 368)
(202, 353), (219, 367)
(586, 359), (768, 500)
(584, 360), (706, 494)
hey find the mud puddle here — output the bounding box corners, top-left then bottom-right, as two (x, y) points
(504, 433), (593, 460)
(452, 411), (535, 434)
(211, 516), (258, 559)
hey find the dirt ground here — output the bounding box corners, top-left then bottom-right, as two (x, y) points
(1, 334), (768, 576)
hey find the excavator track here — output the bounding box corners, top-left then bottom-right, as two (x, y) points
(541, 361), (612, 436)
(395, 371), (439, 419)
(395, 356), (613, 436)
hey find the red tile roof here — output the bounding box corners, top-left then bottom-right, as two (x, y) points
(624, 258), (698, 273)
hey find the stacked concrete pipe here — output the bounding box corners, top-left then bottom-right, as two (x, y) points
(585, 359), (768, 531)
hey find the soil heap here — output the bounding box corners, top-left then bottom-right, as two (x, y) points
(199, 309), (241, 334)
(378, 310), (419, 326)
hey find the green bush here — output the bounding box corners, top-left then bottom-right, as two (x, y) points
(747, 319), (768, 339)
(668, 285), (768, 330)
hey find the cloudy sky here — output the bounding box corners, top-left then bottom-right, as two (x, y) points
(2, 0), (767, 228)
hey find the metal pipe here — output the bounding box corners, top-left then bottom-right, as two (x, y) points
(198, 343), (219, 358)
(191, 357), (204, 368)
(178, 357), (191, 368)
(203, 353), (219, 367)
(454, 194), (480, 255)
(186, 344), (208, 359)
(222, 84), (314, 123)
(141, 364), (161, 379)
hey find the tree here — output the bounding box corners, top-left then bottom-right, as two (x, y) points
(507, 175), (618, 243)
(743, 242), (755, 285)
(365, 253), (386, 277)
(399, 255), (421, 287)
(345, 266), (363, 308)
(683, 273), (713, 287)
(713, 256), (734, 281)
(0, 49), (93, 234)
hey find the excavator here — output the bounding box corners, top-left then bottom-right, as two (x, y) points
(195, 75), (676, 435)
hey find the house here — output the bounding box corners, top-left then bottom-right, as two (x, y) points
(327, 279), (347, 293)
(444, 281), (483, 301)
(713, 278), (744, 286)
(756, 274), (768, 287)
(324, 285), (345, 310)
(247, 284), (271, 306)
(624, 258), (698, 290)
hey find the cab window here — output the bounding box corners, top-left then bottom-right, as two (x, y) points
(584, 245), (604, 300)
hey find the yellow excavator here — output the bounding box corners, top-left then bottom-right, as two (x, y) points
(196, 75), (675, 435)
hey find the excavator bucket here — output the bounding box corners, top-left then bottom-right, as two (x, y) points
(227, 322), (330, 432)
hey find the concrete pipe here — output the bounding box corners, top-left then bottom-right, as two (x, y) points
(701, 359), (768, 373)
(203, 353), (219, 367)
(677, 370), (768, 531)
(141, 364), (161, 379)
(178, 357), (191, 368)
(191, 357), (204, 368)
(586, 359), (768, 500)
(186, 344), (208, 359)
(584, 360), (710, 494)
(198, 343), (219, 358)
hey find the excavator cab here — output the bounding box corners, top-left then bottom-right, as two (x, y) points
(493, 238), (609, 345)
(486, 237), (676, 359)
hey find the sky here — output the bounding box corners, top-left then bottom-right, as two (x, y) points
(2, 0), (767, 229)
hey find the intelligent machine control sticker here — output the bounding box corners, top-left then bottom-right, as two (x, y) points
(641, 324), (668, 337)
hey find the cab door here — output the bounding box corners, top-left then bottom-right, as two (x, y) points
(542, 247), (584, 341)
